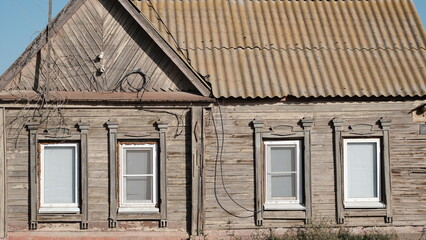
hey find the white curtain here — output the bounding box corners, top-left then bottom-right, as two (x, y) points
(44, 146), (76, 204)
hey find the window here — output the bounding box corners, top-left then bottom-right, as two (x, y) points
(332, 118), (392, 224)
(118, 143), (158, 213)
(264, 140), (304, 210)
(343, 138), (384, 208)
(39, 143), (79, 213)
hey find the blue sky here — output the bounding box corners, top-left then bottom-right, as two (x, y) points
(1, 0), (426, 75)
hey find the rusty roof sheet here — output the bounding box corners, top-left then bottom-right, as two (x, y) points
(0, 90), (214, 102)
(131, 0), (426, 98)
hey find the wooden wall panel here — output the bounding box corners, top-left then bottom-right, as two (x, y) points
(3, 99), (426, 234)
(0, 108), (5, 238)
(5, 107), (191, 232)
(202, 100), (426, 230)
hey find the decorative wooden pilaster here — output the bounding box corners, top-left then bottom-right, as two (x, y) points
(26, 122), (39, 230)
(252, 119), (264, 226)
(157, 121), (168, 228)
(191, 107), (204, 236)
(301, 117), (313, 224)
(332, 118), (345, 224)
(77, 122), (90, 230)
(106, 121), (119, 228)
(379, 118), (393, 223)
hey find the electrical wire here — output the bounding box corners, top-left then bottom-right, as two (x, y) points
(137, 108), (184, 139)
(11, 0), (42, 31)
(30, 0), (47, 15)
(212, 99), (261, 218)
(145, 0), (190, 61)
(111, 69), (149, 92)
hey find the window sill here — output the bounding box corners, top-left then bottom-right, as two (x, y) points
(264, 203), (306, 211)
(118, 207), (159, 214)
(39, 207), (80, 214)
(344, 201), (385, 209)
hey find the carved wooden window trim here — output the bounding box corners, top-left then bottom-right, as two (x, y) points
(26, 122), (90, 230)
(106, 121), (168, 228)
(332, 118), (392, 224)
(252, 117), (313, 226)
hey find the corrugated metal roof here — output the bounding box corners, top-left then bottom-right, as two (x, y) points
(131, 0), (426, 98)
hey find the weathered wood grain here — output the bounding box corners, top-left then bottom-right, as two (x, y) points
(4, 0), (198, 94)
(0, 108), (5, 238)
(202, 101), (426, 229)
(3, 99), (426, 233)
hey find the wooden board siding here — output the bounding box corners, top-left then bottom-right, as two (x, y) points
(202, 100), (426, 230)
(0, 108), (5, 238)
(3, 100), (426, 234)
(3, 0), (197, 94)
(5, 107), (192, 232)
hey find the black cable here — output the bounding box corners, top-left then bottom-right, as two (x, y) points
(212, 99), (261, 218)
(145, 0), (190, 61)
(138, 108), (184, 139)
(112, 69), (149, 92)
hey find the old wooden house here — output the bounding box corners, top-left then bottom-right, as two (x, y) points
(0, 0), (425, 239)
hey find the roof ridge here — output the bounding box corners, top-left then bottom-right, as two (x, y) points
(182, 46), (426, 51)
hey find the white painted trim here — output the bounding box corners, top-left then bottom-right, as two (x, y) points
(264, 140), (302, 206)
(119, 143), (158, 210)
(40, 143), (79, 211)
(344, 201), (385, 209)
(118, 207), (159, 214)
(38, 207), (80, 214)
(264, 203), (306, 211)
(343, 138), (382, 207)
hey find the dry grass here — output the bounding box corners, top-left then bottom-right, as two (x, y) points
(263, 221), (397, 240)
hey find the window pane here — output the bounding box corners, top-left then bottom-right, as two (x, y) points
(44, 146), (76, 204)
(270, 146), (295, 172)
(347, 142), (378, 198)
(271, 174), (296, 198)
(126, 150), (152, 175)
(125, 176), (152, 201)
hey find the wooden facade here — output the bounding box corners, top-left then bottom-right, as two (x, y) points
(0, 100), (425, 238)
(202, 100), (426, 230)
(0, 0), (425, 239)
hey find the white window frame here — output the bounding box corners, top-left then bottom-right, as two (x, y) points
(343, 138), (385, 208)
(264, 140), (305, 210)
(39, 143), (80, 214)
(118, 143), (158, 213)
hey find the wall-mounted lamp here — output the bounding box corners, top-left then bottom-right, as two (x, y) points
(97, 52), (105, 74)
(97, 52), (104, 60)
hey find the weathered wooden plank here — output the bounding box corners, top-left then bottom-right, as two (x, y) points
(252, 120), (263, 226)
(345, 209), (387, 217)
(191, 107), (203, 235)
(263, 211), (306, 219)
(116, 0), (211, 96)
(0, 108), (6, 238)
(25, 122), (38, 230)
(158, 121), (168, 228)
(37, 214), (82, 222)
(331, 119), (344, 224)
(106, 121), (118, 228)
(77, 122), (90, 229)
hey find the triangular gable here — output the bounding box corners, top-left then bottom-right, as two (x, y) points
(0, 0), (211, 97)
